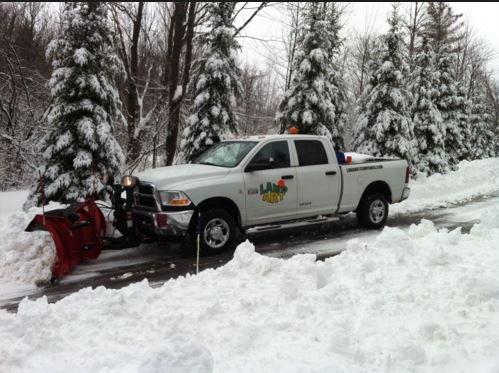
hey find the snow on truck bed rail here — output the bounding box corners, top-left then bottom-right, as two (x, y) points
(1, 213), (498, 372)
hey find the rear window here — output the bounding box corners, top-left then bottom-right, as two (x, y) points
(294, 140), (328, 166)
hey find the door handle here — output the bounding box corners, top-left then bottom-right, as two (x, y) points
(325, 171), (337, 175)
(281, 175), (294, 179)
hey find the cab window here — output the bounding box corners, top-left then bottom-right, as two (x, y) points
(248, 141), (290, 170)
(294, 140), (328, 166)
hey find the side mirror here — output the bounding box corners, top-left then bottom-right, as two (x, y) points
(245, 159), (273, 172)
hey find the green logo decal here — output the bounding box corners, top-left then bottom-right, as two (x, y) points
(259, 179), (287, 204)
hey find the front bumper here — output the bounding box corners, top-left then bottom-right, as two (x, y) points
(401, 187), (411, 201)
(134, 209), (194, 237)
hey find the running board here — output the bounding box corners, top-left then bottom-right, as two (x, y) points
(246, 216), (340, 235)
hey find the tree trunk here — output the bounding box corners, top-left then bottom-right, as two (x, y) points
(126, 2), (144, 164)
(164, 2), (188, 166)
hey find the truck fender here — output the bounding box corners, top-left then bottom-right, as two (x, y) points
(357, 181), (392, 210)
(189, 197), (242, 233)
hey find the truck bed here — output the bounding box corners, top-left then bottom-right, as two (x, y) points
(337, 159), (408, 213)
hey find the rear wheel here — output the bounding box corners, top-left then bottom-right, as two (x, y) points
(356, 193), (389, 229)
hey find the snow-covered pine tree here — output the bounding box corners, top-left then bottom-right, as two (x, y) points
(353, 7), (414, 163)
(180, 2), (242, 163)
(275, 2), (344, 146)
(27, 2), (124, 206)
(352, 39), (382, 149)
(424, 2), (470, 168)
(469, 89), (496, 159)
(325, 3), (346, 148)
(409, 36), (449, 175)
(329, 67), (348, 148)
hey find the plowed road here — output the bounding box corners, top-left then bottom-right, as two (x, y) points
(1, 194), (496, 312)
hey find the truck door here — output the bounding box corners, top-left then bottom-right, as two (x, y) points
(293, 139), (341, 217)
(243, 140), (297, 225)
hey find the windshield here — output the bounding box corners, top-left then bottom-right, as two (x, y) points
(194, 141), (257, 168)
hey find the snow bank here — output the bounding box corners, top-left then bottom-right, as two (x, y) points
(392, 158), (499, 214)
(0, 204), (60, 288)
(1, 219), (498, 372)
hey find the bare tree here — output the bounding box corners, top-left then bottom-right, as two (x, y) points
(161, 2), (198, 166)
(237, 62), (280, 135)
(0, 2), (53, 189)
(283, 2), (303, 91)
(403, 2), (427, 63)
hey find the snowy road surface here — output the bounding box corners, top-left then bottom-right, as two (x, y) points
(0, 192), (497, 311)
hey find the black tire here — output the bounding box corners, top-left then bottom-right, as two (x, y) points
(191, 208), (240, 256)
(356, 193), (389, 229)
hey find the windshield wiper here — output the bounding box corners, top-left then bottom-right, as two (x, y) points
(197, 161), (222, 167)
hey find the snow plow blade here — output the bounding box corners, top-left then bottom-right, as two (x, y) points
(25, 199), (106, 281)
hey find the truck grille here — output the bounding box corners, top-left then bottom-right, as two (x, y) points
(134, 182), (160, 211)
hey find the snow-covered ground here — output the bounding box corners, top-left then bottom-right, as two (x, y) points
(1, 210), (498, 372)
(0, 158), (498, 371)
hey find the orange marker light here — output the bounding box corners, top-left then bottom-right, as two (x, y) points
(170, 198), (191, 206)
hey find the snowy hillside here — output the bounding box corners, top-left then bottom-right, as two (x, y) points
(1, 211), (498, 372)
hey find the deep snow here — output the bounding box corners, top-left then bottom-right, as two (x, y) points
(0, 203), (61, 289)
(392, 158), (499, 214)
(0, 210), (498, 372)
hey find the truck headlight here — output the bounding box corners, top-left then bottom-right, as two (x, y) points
(121, 175), (138, 188)
(159, 191), (192, 207)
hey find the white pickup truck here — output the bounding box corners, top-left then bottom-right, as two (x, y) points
(126, 135), (410, 254)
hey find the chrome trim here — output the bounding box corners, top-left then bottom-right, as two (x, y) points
(133, 209), (193, 237)
(134, 181), (162, 212)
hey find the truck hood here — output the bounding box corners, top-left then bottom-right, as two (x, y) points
(135, 164), (230, 191)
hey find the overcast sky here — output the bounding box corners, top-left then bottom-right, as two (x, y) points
(236, 2), (499, 80)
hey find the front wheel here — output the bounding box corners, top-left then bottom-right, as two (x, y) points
(194, 209), (240, 255)
(356, 193), (389, 229)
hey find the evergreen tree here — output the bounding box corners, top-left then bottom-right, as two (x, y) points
(424, 2), (470, 168)
(276, 2), (344, 145)
(27, 2), (124, 206)
(434, 41), (472, 167)
(469, 90), (496, 159)
(409, 36), (449, 175)
(353, 7), (414, 163)
(180, 2), (242, 163)
(329, 67), (348, 148)
(325, 3), (347, 148)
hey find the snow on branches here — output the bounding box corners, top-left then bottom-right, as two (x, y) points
(409, 36), (449, 175)
(276, 3), (345, 146)
(180, 2), (242, 163)
(354, 7), (414, 164)
(26, 2), (124, 206)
